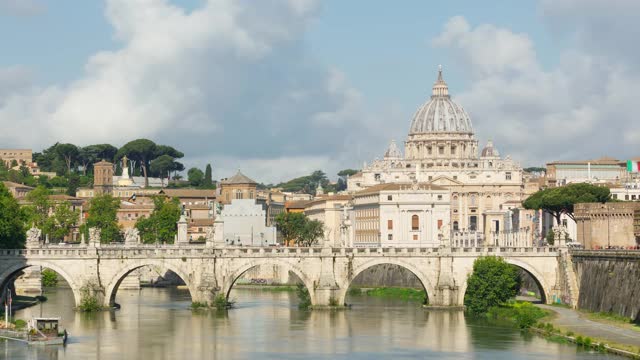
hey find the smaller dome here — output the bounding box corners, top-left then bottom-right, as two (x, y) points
(384, 139), (403, 159)
(481, 140), (500, 157)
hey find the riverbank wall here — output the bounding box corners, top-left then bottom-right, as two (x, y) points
(571, 250), (640, 322)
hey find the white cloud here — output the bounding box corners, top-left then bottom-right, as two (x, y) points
(0, 0), (380, 182)
(433, 13), (640, 165)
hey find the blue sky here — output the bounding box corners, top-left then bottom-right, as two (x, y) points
(1, 0), (638, 183)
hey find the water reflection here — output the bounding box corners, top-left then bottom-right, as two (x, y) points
(1, 287), (620, 359)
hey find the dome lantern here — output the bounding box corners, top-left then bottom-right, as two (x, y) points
(408, 66), (473, 135)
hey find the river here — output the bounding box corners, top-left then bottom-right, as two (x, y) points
(1, 287), (622, 359)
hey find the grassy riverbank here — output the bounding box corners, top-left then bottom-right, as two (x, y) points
(348, 287), (426, 302)
(235, 284), (427, 302)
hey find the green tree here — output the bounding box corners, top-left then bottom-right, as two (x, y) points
(299, 219), (325, 247)
(154, 145), (184, 159)
(464, 257), (521, 315)
(117, 139), (157, 188)
(24, 186), (52, 230)
(149, 155), (177, 187)
(85, 194), (122, 243)
(203, 164), (213, 188)
(275, 212), (307, 245)
(66, 174), (80, 196)
(187, 168), (204, 187)
(135, 196), (181, 244)
(275, 212), (324, 246)
(0, 182), (27, 248)
(49, 201), (80, 242)
(55, 143), (79, 175)
(523, 183), (611, 226)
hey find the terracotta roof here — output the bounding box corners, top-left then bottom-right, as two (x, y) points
(2, 181), (34, 190)
(306, 194), (352, 207)
(186, 204), (210, 210)
(355, 182), (447, 196)
(285, 200), (311, 209)
(221, 170), (257, 185)
(547, 157), (624, 166)
(160, 189), (216, 198)
(94, 160), (113, 166)
(48, 194), (83, 202)
(189, 218), (214, 226)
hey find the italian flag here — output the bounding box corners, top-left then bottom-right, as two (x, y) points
(628, 160), (640, 173)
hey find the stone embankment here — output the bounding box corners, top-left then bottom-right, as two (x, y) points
(571, 250), (640, 322)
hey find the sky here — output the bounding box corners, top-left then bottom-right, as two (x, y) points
(1, 0), (639, 183)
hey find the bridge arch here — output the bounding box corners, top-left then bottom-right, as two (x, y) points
(103, 260), (197, 308)
(458, 258), (551, 305)
(0, 260), (83, 307)
(337, 258), (436, 306)
(223, 259), (316, 304)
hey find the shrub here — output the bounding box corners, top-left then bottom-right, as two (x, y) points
(213, 294), (234, 310)
(296, 283), (311, 310)
(328, 297), (339, 307)
(41, 269), (58, 287)
(583, 337), (592, 348)
(566, 331), (574, 337)
(596, 343), (606, 352)
(347, 287), (362, 296)
(512, 302), (546, 329)
(464, 257), (521, 315)
(78, 284), (103, 312)
(191, 302), (208, 309)
(13, 319), (26, 329)
(576, 336), (584, 345)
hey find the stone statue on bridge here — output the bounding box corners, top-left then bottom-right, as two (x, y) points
(89, 227), (101, 247)
(205, 226), (215, 248)
(26, 227), (41, 248)
(124, 228), (140, 246)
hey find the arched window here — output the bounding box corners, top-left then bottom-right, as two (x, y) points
(453, 221), (459, 231)
(411, 215), (419, 231)
(235, 189), (243, 200)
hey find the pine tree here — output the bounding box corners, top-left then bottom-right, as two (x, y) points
(203, 164), (213, 188)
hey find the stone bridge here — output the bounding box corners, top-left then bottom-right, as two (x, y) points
(0, 243), (578, 309)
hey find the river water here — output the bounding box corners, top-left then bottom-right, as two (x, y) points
(2, 287), (622, 359)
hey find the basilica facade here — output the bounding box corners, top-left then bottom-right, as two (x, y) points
(348, 67), (535, 241)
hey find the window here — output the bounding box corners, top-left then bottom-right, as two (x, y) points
(453, 221), (459, 231)
(451, 146), (456, 155)
(439, 146), (444, 155)
(387, 195), (393, 201)
(625, 195), (629, 200)
(374, 173), (381, 181)
(437, 219), (443, 229)
(437, 195), (443, 200)
(506, 172), (512, 180)
(562, 219), (568, 227)
(249, 191), (254, 199)
(388, 234), (393, 240)
(411, 215), (419, 231)
(413, 234), (418, 241)
(469, 216), (478, 231)
(387, 220), (393, 230)
(613, 194), (618, 199)
(428, 176), (433, 180)
(235, 190), (243, 199)
(427, 147), (432, 155)
(633, 195), (637, 200)
(453, 176), (457, 180)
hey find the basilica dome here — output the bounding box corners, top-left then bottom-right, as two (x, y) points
(408, 67), (473, 135)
